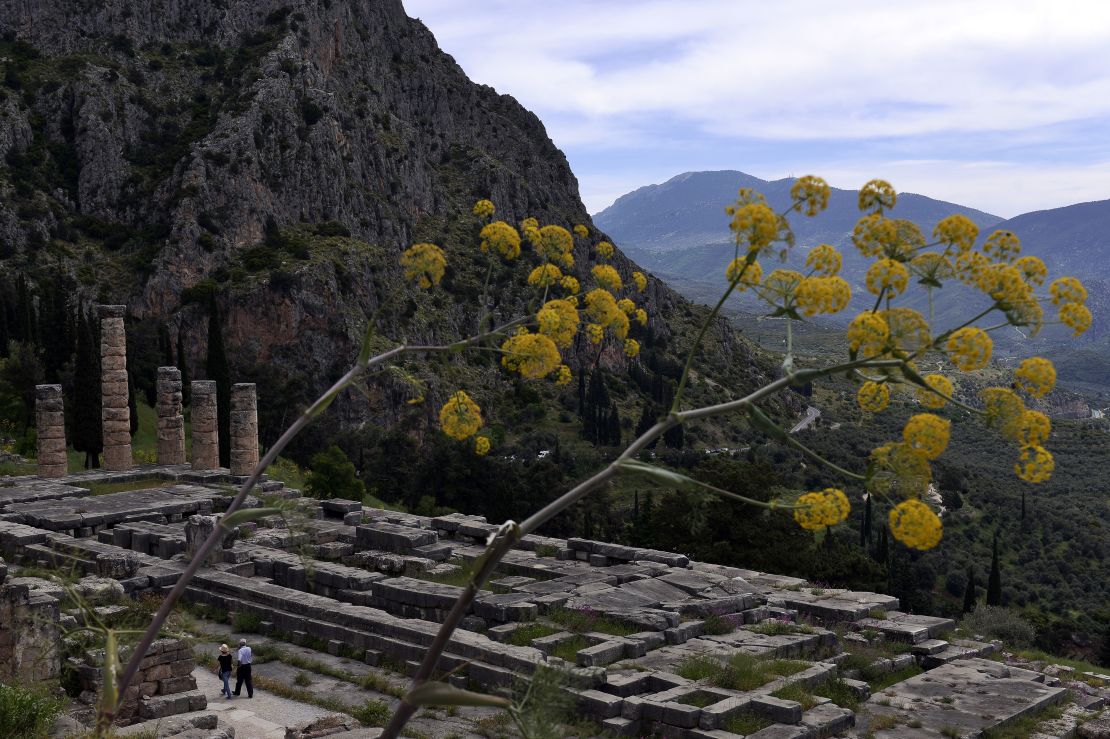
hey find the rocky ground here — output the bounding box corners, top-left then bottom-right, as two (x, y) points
(1, 464), (1107, 738)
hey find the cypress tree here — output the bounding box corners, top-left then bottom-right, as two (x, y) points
(127, 368), (138, 437)
(663, 421), (684, 449)
(72, 307), (102, 468)
(875, 526), (889, 564)
(0, 293), (9, 357)
(176, 329), (190, 407)
(987, 534), (1002, 606)
(1099, 623), (1110, 669)
(635, 404), (659, 449)
(607, 402), (620, 446)
(206, 298), (232, 467)
(158, 322), (174, 367)
(962, 565), (977, 614)
(861, 494), (873, 548)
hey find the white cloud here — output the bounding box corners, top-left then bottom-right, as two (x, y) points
(403, 1), (1110, 215)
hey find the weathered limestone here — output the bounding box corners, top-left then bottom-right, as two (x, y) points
(77, 636), (203, 724)
(229, 383), (258, 476)
(34, 384), (67, 477)
(99, 305), (132, 470)
(156, 367), (186, 465)
(191, 381), (219, 471)
(0, 577), (60, 684)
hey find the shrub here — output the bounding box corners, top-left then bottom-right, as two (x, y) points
(959, 606), (1036, 647)
(305, 445), (366, 500)
(0, 683), (64, 738)
(233, 610), (263, 633)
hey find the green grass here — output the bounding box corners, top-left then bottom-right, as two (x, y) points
(507, 623), (560, 647)
(771, 681), (821, 709)
(249, 643), (405, 697)
(266, 456), (308, 490)
(813, 677), (861, 710)
(533, 544), (560, 558)
(676, 652), (808, 691)
(723, 711), (774, 734)
(412, 561), (491, 591)
(981, 702), (1065, 739)
(548, 608), (640, 637)
(0, 683), (65, 739)
(868, 664), (924, 693)
(84, 478), (168, 496)
(551, 635), (591, 663)
(232, 610), (263, 633)
(254, 676), (391, 725)
(748, 619), (813, 636)
(674, 691), (720, 708)
(1009, 649), (1109, 678)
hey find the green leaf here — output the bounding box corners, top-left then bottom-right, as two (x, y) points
(405, 681), (512, 709)
(917, 276), (943, 289)
(358, 321), (376, 365)
(219, 507), (282, 529)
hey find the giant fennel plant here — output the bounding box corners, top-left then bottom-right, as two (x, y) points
(103, 177), (1088, 737)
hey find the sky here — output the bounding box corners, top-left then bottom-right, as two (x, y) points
(402, 0), (1110, 218)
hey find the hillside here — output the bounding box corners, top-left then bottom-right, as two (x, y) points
(0, 1), (788, 465)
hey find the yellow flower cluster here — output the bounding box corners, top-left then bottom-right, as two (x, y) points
(790, 175), (831, 216)
(910, 253), (954, 284)
(857, 381), (889, 413)
(848, 312), (889, 355)
(726, 201), (779, 252)
(761, 269), (804, 308)
(883, 308), (931, 353)
(903, 413), (950, 460)
(401, 243), (446, 289)
(500, 331), (561, 380)
(1050, 276), (1091, 335)
(533, 225), (575, 267)
(1014, 357), (1055, 398)
(1017, 410), (1050, 446)
(536, 299), (580, 348)
(795, 276), (851, 316)
(479, 221), (521, 261)
(585, 323), (604, 343)
(933, 214), (978, 253)
(635, 308), (648, 326)
(852, 214), (898, 258)
(439, 390), (482, 440)
(793, 488), (850, 530)
(560, 275), (580, 295)
(592, 264), (623, 291)
(858, 179), (896, 213)
(955, 250), (989, 286)
(624, 339), (640, 357)
(573, 224), (589, 238)
(889, 499), (942, 550)
(726, 258), (763, 290)
(916, 373), (953, 409)
(472, 199), (495, 219)
(869, 442), (932, 497)
(865, 258), (909, 297)
(1014, 255), (1047, 286)
(983, 230), (1021, 263)
(805, 244), (841, 276)
(554, 364), (572, 385)
(584, 288), (630, 339)
(528, 264), (564, 287)
(1015, 444), (1054, 482)
(521, 217), (540, 245)
(596, 241), (615, 260)
(632, 271), (648, 292)
(945, 327), (992, 371)
(474, 436), (491, 455)
(981, 387), (1025, 441)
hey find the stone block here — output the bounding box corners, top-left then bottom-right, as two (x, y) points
(750, 694), (803, 724)
(574, 688), (624, 718)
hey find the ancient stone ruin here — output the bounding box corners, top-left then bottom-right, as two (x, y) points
(34, 384), (67, 479)
(229, 383), (258, 477)
(98, 305), (133, 472)
(2, 455), (1108, 738)
(191, 380), (219, 472)
(157, 367), (186, 466)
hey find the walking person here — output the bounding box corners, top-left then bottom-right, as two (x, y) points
(216, 644), (232, 699)
(233, 638), (253, 698)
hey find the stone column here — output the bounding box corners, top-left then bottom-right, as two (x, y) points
(156, 367), (186, 465)
(99, 305), (132, 470)
(229, 383), (258, 477)
(191, 381), (219, 471)
(35, 385), (67, 478)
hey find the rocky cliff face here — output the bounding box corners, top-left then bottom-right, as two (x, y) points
(0, 0), (780, 436)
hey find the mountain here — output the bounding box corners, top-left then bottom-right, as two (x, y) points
(0, 1), (786, 464)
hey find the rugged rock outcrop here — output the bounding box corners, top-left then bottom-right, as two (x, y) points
(0, 0), (782, 434)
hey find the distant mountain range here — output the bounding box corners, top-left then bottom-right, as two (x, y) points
(595, 170), (1110, 391)
(595, 170), (1110, 332)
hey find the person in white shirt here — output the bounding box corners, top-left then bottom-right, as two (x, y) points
(233, 638), (253, 698)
